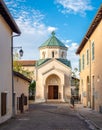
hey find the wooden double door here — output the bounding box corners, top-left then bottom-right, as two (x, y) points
(48, 85), (58, 99)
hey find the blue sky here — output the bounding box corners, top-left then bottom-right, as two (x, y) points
(4, 0), (102, 70)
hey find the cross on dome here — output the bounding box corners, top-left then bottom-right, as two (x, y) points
(51, 31), (55, 36)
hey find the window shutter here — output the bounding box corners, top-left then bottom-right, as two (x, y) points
(24, 96), (27, 105)
(79, 59), (81, 72)
(19, 97), (22, 110)
(82, 54), (84, 70)
(92, 42), (95, 60)
(1, 92), (7, 116)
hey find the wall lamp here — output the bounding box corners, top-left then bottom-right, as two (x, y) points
(13, 46), (24, 57)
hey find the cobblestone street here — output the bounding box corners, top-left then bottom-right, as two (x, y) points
(0, 103), (91, 130)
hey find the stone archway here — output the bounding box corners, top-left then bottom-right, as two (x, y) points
(46, 74), (61, 100)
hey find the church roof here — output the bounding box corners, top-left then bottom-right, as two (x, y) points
(17, 60), (36, 66)
(36, 58), (71, 68)
(39, 32), (67, 49)
(14, 71), (31, 83)
(56, 58), (71, 68)
(36, 59), (50, 66)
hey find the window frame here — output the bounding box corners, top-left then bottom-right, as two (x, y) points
(82, 54), (85, 70)
(86, 49), (89, 65)
(79, 59), (81, 72)
(92, 41), (95, 60)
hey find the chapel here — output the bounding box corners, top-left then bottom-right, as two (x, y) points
(35, 32), (72, 102)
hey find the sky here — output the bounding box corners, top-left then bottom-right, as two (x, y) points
(4, 0), (102, 70)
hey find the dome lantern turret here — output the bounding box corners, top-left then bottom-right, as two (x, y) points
(39, 32), (68, 59)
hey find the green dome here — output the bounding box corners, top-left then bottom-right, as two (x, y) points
(39, 32), (67, 49)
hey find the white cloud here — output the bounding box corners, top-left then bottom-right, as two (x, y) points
(5, 0), (79, 70)
(55, 0), (93, 16)
(5, 0), (57, 60)
(48, 26), (57, 32)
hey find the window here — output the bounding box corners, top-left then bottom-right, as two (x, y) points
(24, 96), (27, 105)
(79, 59), (81, 72)
(86, 49), (89, 65)
(61, 52), (64, 58)
(92, 42), (95, 60)
(42, 51), (45, 59)
(92, 76), (95, 90)
(1, 92), (7, 116)
(82, 54), (84, 70)
(17, 97), (19, 110)
(52, 51), (54, 58)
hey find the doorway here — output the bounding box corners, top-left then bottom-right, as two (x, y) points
(48, 85), (58, 99)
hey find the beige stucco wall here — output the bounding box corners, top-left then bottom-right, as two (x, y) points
(40, 47), (67, 59)
(14, 76), (30, 114)
(22, 66), (35, 79)
(35, 59), (71, 102)
(79, 20), (102, 111)
(0, 15), (13, 124)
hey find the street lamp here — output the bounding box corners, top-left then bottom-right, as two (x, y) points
(19, 48), (23, 57)
(13, 46), (24, 57)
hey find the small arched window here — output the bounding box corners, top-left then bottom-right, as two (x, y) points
(42, 51), (45, 59)
(52, 51), (54, 58)
(61, 51), (64, 58)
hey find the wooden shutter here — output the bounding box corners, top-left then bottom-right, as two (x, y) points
(17, 97), (19, 110)
(24, 96), (27, 105)
(48, 86), (54, 99)
(1, 92), (7, 116)
(19, 97), (22, 110)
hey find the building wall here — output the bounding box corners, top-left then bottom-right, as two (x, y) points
(14, 76), (30, 114)
(79, 20), (102, 111)
(22, 66), (35, 80)
(0, 15), (12, 124)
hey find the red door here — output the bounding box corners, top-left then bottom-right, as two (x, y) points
(48, 85), (58, 99)
(48, 86), (53, 99)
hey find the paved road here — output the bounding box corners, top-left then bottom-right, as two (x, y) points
(0, 103), (91, 130)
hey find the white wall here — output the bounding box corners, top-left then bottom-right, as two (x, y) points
(14, 76), (29, 114)
(0, 15), (12, 124)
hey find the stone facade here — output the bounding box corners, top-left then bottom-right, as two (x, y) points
(35, 32), (72, 103)
(14, 71), (31, 114)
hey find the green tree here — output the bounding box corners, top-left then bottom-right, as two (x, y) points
(72, 68), (78, 78)
(13, 52), (34, 79)
(29, 80), (36, 100)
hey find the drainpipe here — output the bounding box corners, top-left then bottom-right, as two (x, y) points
(11, 34), (20, 117)
(85, 36), (91, 108)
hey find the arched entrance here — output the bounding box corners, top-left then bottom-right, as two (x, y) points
(46, 74), (61, 100)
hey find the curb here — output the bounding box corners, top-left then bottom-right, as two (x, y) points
(78, 112), (101, 130)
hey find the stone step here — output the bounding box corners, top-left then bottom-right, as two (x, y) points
(46, 99), (64, 103)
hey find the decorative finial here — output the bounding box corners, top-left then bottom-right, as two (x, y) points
(51, 31), (55, 36)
